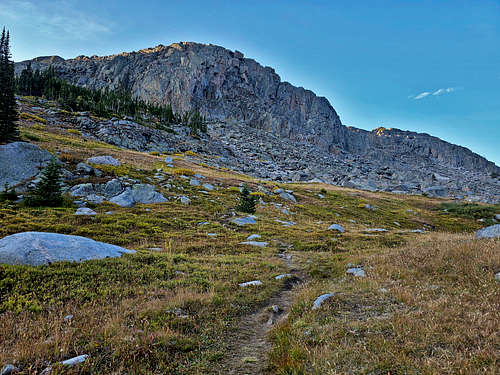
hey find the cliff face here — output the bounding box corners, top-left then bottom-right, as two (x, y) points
(15, 42), (499, 174)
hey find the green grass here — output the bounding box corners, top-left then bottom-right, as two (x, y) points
(1, 97), (498, 374)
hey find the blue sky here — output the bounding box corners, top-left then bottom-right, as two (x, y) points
(2, 0), (499, 165)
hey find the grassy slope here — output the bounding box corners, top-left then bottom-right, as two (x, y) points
(0, 98), (499, 374)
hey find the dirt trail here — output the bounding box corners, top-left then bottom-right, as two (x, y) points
(217, 250), (303, 375)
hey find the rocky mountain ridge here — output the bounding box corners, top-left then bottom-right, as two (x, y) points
(14, 42), (500, 201)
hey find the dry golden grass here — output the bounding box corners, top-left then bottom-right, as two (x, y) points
(268, 233), (500, 374)
(2, 98), (498, 374)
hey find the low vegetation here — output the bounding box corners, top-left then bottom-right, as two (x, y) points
(0, 97), (498, 374)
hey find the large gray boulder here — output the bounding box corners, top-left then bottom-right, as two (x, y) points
(69, 183), (94, 197)
(87, 155), (120, 166)
(0, 142), (53, 189)
(102, 179), (124, 198)
(109, 188), (135, 207)
(131, 184), (167, 204)
(0, 232), (136, 266)
(109, 184), (167, 207)
(475, 224), (500, 239)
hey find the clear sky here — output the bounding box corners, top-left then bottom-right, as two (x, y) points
(1, 0), (499, 165)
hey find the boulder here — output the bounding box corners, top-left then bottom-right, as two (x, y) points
(76, 162), (93, 173)
(109, 188), (135, 207)
(87, 155), (120, 166)
(346, 267), (366, 277)
(312, 293), (334, 310)
(280, 192), (297, 203)
(239, 241), (268, 247)
(69, 183), (94, 197)
(190, 178), (201, 186)
(475, 224), (500, 239)
(231, 216), (257, 226)
(0, 364), (19, 375)
(275, 273), (292, 280)
(328, 224), (345, 233)
(202, 183), (215, 191)
(239, 280), (262, 287)
(102, 179), (123, 198)
(131, 184), (167, 204)
(109, 184), (167, 207)
(0, 232), (135, 266)
(75, 207), (97, 216)
(180, 196), (191, 205)
(0, 142), (53, 189)
(246, 234), (261, 241)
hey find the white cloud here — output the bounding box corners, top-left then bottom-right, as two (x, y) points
(0, 0), (112, 40)
(432, 87), (455, 96)
(414, 92), (431, 100)
(411, 87), (457, 100)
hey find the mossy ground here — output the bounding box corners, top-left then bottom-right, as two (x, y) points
(0, 98), (499, 374)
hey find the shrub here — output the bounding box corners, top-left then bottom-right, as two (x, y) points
(22, 133), (40, 142)
(19, 112), (48, 124)
(24, 157), (64, 207)
(249, 191), (266, 197)
(0, 183), (17, 202)
(236, 184), (256, 214)
(149, 151), (160, 156)
(173, 168), (195, 176)
(439, 202), (499, 220)
(67, 129), (81, 135)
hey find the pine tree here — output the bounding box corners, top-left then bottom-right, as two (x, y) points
(236, 184), (256, 214)
(24, 157), (64, 207)
(0, 27), (19, 143)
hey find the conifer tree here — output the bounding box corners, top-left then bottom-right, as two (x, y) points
(0, 27), (19, 143)
(236, 184), (256, 214)
(24, 157), (64, 207)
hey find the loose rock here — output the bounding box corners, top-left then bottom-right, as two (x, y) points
(312, 293), (334, 310)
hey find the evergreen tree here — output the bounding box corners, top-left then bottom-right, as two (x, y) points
(0, 27), (19, 143)
(24, 157), (64, 207)
(0, 182), (17, 202)
(236, 184), (256, 214)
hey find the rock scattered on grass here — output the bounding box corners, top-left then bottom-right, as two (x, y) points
(180, 196), (191, 205)
(328, 224), (345, 233)
(75, 207), (97, 216)
(312, 293), (334, 310)
(346, 267), (366, 277)
(87, 155), (120, 166)
(275, 273), (292, 280)
(239, 241), (268, 247)
(0, 364), (19, 375)
(239, 280), (262, 287)
(190, 178), (201, 186)
(231, 216), (257, 226)
(365, 228), (388, 233)
(246, 234), (261, 241)
(475, 224), (500, 239)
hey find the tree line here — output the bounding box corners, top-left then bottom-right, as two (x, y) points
(0, 27), (19, 143)
(16, 64), (207, 134)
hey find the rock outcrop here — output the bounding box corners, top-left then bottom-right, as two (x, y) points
(14, 42), (500, 201)
(0, 142), (54, 189)
(0, 232), (136, 266)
